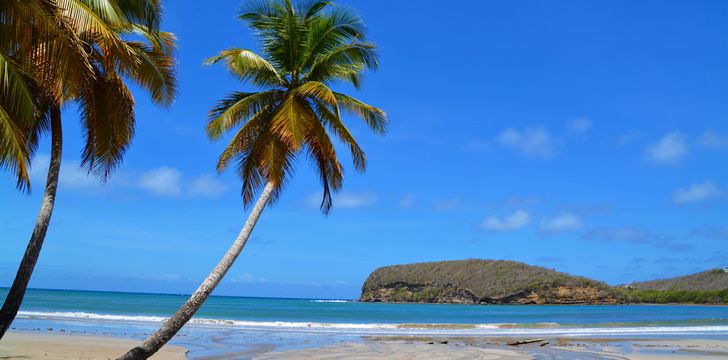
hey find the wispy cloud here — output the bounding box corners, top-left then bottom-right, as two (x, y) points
(690, 225), (728, 240)
(433, 197), (460, 212)
(139, 167), (183, 196)
(31, 154), (101, 189)
(188, 175), (228, 198)
(338, 192), (378, 208)
(134, 273), (187, 282)
(698, 130), (728, 150)
(646, 131), (688, 164)
(480, 210), (530, 231)
(31, 155), (227, 198)
(539, 213), (583, 234)
(497, 126), (556, 157)
(613, 129), (642, 147)
(228, 273), (267, 284)
(672, 181), (720, 204)
(581, 226), (693, 252)
(307, 191), (378, 209)
(581, 226), (651, 244)
(566, 118), (593, 134)
(399, 193), (415, 208)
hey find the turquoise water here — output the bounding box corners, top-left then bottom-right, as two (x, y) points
(4, 288), (728, 337)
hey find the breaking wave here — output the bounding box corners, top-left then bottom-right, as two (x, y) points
(17, 311), (728, 337)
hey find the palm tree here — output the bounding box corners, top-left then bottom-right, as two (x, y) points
(0, 0), (90, 192)
(0, 0), (176, 339)
(119, 1), (385, 358)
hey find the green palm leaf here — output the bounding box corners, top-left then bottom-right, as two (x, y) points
(210, 0), (385, 212)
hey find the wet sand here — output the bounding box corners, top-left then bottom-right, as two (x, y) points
(3, 332), (728, 359)
(254, 341), (528, 359)
(251, 337), (728, 360)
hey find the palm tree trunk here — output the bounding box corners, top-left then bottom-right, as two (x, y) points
(0, 106), (62, 339)
(118, 181), (276, 360)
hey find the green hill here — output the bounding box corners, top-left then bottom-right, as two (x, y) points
(629, 269), (728, 291)
(360, 259), (623, 304)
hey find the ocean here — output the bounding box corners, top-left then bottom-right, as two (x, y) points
(4, 288), (728, 358)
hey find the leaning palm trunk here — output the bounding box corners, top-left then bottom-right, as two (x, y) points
(118, 182), (275, 359)
(0, 107), (62, 339)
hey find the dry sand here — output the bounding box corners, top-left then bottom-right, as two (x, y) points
(0, 332), (187, 360)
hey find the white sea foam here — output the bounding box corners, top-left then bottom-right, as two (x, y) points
(16, 311), (728, 336)
(311, 300), (350, 303)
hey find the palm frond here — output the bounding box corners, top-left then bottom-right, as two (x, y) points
(305, 43), (377, 87)
(302, 6), (364, 69)
(122, 31), (176, 105)
(205, 48), (283, 87)
(299, 100), (342, 214)
(0, 105), (32, 192)
(79, 67), (135, 180)
(116, 0), (162, 30)
(333, 92), (386, 134)
(310, 98), (365, 171)
(216, 105), (275, 172)
(207, 90), (282, 140)
(295, 81), (336, 105)
(269, 94), (309, 149)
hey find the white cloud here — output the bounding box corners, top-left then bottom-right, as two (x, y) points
(337, 192), (378, 208)
(480, 210), (531, 231)
(307, 191), (378, 209)
(646, 131), (688, 164)
(399, 193), (415, 208)
(139, 167), (183, 196)
(698, 130), (728, 150)
(188, 175), (227, 198)
(567, 118), (593, 133)
(672, 181), (720, 204)
(29, 155), (229, 198)
(31, 154), (101, 189)
(497, 126), (555, 157)
(540, 214), (583, 234)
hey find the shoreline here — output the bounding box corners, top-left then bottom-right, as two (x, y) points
(3, 331), (728, 360)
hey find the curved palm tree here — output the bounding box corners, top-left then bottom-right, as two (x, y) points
(0, 0), (176, 339)
(119, 1), (385, 358)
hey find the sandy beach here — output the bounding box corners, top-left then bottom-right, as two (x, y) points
(252, 338), (728, 360)
(4, 331), (728, 360)
(0, 332), (187, 360)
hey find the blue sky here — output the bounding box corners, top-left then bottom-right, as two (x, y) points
(1, 0), (727, 299)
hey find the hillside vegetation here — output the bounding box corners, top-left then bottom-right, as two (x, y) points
(629, 269), (728, 291)
(361, 259), (622, 304)
(361, 260), (728, 305)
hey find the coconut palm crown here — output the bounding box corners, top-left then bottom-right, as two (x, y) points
(0, 0), (176, 190)
(206, 0), (386, 213)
